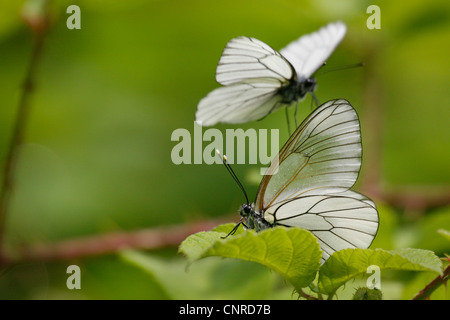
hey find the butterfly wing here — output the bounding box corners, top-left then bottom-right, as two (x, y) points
(195, 78), (285, 126)
(280, 21), (347, 80)
(196, 37), (296, 126)
(263, 190), (379, 262)
(255, 99), (362, 210)
(216, 36), (295, 85)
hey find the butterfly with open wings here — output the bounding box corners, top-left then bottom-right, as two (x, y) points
(196, 21), (347, 129)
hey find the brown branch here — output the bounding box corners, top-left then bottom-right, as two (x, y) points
(373, 187), (450, 212)
(360, 40), (384, 193)
(0, 0), (50, 251)
(297, 289), (320, 300)
(413, 262), (450, 300)
(357, 33), (450, 213)
(0, 217), (232, 267)
(0, 183), (447, 267)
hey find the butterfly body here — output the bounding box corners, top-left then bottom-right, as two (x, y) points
(240, 203), (271, 231)
(278, 77), (317, 104)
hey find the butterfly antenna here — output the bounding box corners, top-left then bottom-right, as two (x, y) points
(316, 61), (327, 73)
(315, 62), (365, 77)
(216, 149), (249, 204)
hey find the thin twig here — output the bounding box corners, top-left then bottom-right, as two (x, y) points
(412, 262), (450, 300)
(0, 217), (232, 267)
(0, 183), (446, 266)
(297, 289), (320, 300)
(375, 187), (450, 211)
(0, 1), (49, 251)
(359, 41), (384, 195)
(358, 40), (450, 212)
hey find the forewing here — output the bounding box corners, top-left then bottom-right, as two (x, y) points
(255, 99), (361, 210)
(216, 36), (295, 85)
(280, 21), (346, 79)
(264, 190), (379, 262)
(195, 78), (284, 126)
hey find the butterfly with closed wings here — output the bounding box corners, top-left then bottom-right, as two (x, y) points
(196, 21), (347, 130)
(219, 99), (379, 262)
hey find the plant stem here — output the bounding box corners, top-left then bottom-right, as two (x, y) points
(0, 217), (232, 266)
(297, 289), (320, 300)
(360, 42), (384, 195)
(412, 263), (450, 300)
(0, 4), (48, 251)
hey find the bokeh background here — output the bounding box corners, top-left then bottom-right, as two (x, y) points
(0, 0), (449, 299)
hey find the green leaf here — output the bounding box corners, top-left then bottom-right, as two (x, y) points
(179, 225), (322, 291)
(318, 248), (443, 296)
(178, 231), (225, 263)
(120, 250), (279, 300)
(352, 287), (383, 300)
(437, 229), (450, 241)
(212, 223), (245, 235)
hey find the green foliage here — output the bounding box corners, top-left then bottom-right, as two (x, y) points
(120, 250), (282, 300)
(437, 229), (450, 242)
(0, 0), (449, 300)
(180, 225), (322, 292)
(352, 287), (383, 300)
(318, 248), (443, 296)
(179, 224), (444, 299)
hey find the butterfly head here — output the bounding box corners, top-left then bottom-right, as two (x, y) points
(216, 149), (271, 231)
(239, 203), (253, 219)
(239, 202), (256, 229)
(239, 203), (272, 231)
(303, 78), (317, 93)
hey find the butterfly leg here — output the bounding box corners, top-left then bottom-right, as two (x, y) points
(285, 107), (291, 135)
(294, 100), (300, 128)
(221, 218), (248, 239)
(311, 93), (320, 109)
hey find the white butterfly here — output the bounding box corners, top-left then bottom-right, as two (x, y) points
(196, 22), (347, 127)
(222, 99), (379, 262)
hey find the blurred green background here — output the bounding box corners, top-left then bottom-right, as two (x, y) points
(0, 0), (449, 299)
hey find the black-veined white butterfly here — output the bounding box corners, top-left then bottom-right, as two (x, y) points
(218, 99), (379, 262)
(196, 21), (347, 129)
